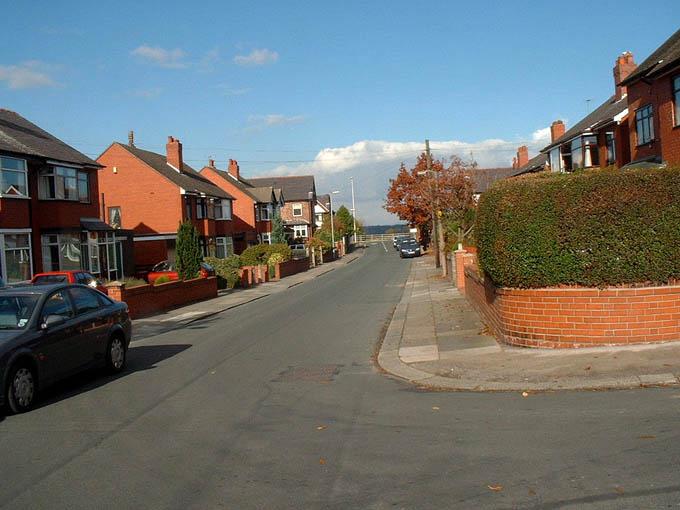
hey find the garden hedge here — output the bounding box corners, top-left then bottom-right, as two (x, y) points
(476, 167), (680, 288)
(239, 243), (292, 266)
(205, 255), (242, 289)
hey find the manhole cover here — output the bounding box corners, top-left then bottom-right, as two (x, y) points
(273, 364), (342, 382)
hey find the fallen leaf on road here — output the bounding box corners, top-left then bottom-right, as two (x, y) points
(528, 488), (536, 496)
(316, 425), (327, 431)
(584, 366), (591, 371)
(319, 458), (326, 465)
(614, 486), (625, 494)
(487, 485), (503, 492)
(432, 406), (440, 411)
(638, 435), (656, 439)
(522, 392), (529, 397)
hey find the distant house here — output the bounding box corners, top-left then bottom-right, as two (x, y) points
(542, 53), (637, 172)
(315, 193), (331, 229)
(619, 28), (680, 168)
(245, 176), (317, 242)
(200, 159), (284, 252)
(470, 167), (519, 200)
(512, 145), (549, 175)
(0, 109), (128, 283)
(97, 134), (233, 272)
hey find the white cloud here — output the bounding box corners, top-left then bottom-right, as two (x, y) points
(131, 45), (187, 69)
(0, 61), (56, 89)
(532, 127), (551, 143)
(233, 48), (279, 66)
(247, 114), (306, 130)
(250, 131), (551, 224)
(198, 48), (220, 72)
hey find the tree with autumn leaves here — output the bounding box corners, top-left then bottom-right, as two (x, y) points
(384, 153), (476, 252)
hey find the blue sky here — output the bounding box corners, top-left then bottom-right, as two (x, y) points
(2, 1), (679, 223)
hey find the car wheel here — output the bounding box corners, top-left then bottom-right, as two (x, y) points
(7, 363), (37, 414)
(106, 335), (127, 374)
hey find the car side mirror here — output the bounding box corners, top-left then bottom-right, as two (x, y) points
(41, 314), (66, 330)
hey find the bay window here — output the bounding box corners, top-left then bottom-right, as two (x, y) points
(549, 147), (562, 173)
(605, 132), (616, 166)
(215, 236), (234, 258)
(257, 204), (272, 220)
(0, 232), (32, 283)
(214, 199), (232, 220)
(0, 156), (28, 197)
(42, 233), (81, 272)
(568, 135), (598, 171)
(39, 166), (90, 202)
(635, 104), (654, 145)
(261, 232), (271, 244)
(674, 75), (680, 126)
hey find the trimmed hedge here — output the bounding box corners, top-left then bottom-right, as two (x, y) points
(476, 167), (680, 288)
(205, 255), (242, 289)
(240, 243), (291, 266)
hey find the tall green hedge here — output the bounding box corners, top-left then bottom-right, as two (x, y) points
(240, 243), (291, 266)
(476, 167), (680, 288)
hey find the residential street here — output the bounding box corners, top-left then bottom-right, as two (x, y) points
(1, 245), (679, 509)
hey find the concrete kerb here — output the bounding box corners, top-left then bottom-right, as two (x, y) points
(376, 261), (680, 392)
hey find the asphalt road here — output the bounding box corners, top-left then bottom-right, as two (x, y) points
(1, 245), (679, 509)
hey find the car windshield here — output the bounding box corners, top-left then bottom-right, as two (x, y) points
(33, 275), (68, 284)
(0, 294), (39, 329)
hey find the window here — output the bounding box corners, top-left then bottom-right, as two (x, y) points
(292, 203), (303, 217)
(184, 197), (193, 219)
(568, 135), (598, 171)
(635, 104), (654, 145)
(215, 236), (234, 258)
(0, 295), (38, 329)
(256, 204), (272, 221)
(549, 147), (562, 173)
(674, 75), (680, 126)
(1, 233), (32, 283)
(39, 166), (89, 202)
(293, 225), (308, 239)
(570, 138), (583, 170)
(0, 156), (28, 197)
(214, 199), (232, 220)
(74, 272), (96, 286)
(605, 132), (616, 166)
(41, 290), (73, 320)
(108, 207), (122, 229)
(42, 233), (81, 272)
(69, 287), (101, 315)
(261, 232), (271, 244)
(196, 198), (206, 219)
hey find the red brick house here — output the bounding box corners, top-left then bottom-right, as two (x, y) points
(0, 109), (128, 283)
(620, 28), (680, 168)
(199, 159), (283, 253)
(542, 53), (637, 172)
(246, 175), (317, 242)
(97, 134), (234, 272)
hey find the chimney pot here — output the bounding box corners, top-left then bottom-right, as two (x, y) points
(516, 145), (529, 168)
(208, 158), (215, 168)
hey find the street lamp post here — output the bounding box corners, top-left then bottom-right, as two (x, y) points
(350, 177), (357, 245)
(329, 190), (340, 256)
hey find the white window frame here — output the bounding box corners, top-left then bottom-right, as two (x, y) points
(215, 199), (232, 220)
(215, 236), (234, 258)
(293, 225), (308, 239)
(261, 232), (271, 244)
(292, 203), (303, 217)
(38, 165), (90, 202)
(0, 156), (29, 198)
(0, 229), (33, 283)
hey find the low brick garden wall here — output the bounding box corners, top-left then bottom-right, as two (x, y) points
(456, 251), (680, 348)
(274, 257), (310, 280)
(107, 277), (218, 319)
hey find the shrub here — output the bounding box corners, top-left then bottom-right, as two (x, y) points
(240, 243), (291, 266)
(176, 221), (202, 280)
(205, 255), (242, 289)
(476, 166), (680, 288)
(153, 275), (171, 285)
(121, 277), (147, 288)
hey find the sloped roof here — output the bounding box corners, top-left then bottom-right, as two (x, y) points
(621, 28), (680, 85)
(317, 193), (331, 211)
(116, 144), (232, 199)
(515, 153), (548, 175)
(200, 166), (280, 204)
(471, 167), (517, 193)
(0, 109), (100, 167)
(542, 95), (627, 152)
(249, 186), (277, 204)
(245, 175), (316, 201)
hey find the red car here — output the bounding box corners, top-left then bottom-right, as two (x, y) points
(146, 261), (215, 284)
(31, 270), (107, 293)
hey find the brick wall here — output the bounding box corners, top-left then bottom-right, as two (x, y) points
(107, 276), (217, 318)
(274, 257), (310, 280)
(462, 264), (680, 348)
(280, 200), (314, 228)
(627, 70), (680, 165)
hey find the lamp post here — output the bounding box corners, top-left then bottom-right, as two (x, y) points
(329, 190), (340, 255)
(350, 177), (357, 245)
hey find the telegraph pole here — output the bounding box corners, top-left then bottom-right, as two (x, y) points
(350, 176), (357, 245)
(425, 139), (440, 268)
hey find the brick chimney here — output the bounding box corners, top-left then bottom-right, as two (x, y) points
(550, 120), (566, 143)
(228, 159), (240, 180)
(208, 158), (215, 168)
(613, 51), (636, 101)
(166, 136), (183, 172)
(516, 145), (529, 168)
(128, 130), (135, 147)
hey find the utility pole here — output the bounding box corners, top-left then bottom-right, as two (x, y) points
(350, 177), (358, 246)
(425, 139), (440, 268)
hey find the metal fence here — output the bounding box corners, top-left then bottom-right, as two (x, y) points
(356, 233), (415, 243)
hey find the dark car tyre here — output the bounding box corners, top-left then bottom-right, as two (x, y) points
(106, 335), (127, 374)
(7, 363), (37, 414)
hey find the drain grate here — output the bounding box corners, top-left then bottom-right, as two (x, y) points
(273, 364), (342, 382)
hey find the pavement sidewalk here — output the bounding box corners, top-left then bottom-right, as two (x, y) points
(133, 250), (363, 340)
(378, 255), (680, 391)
